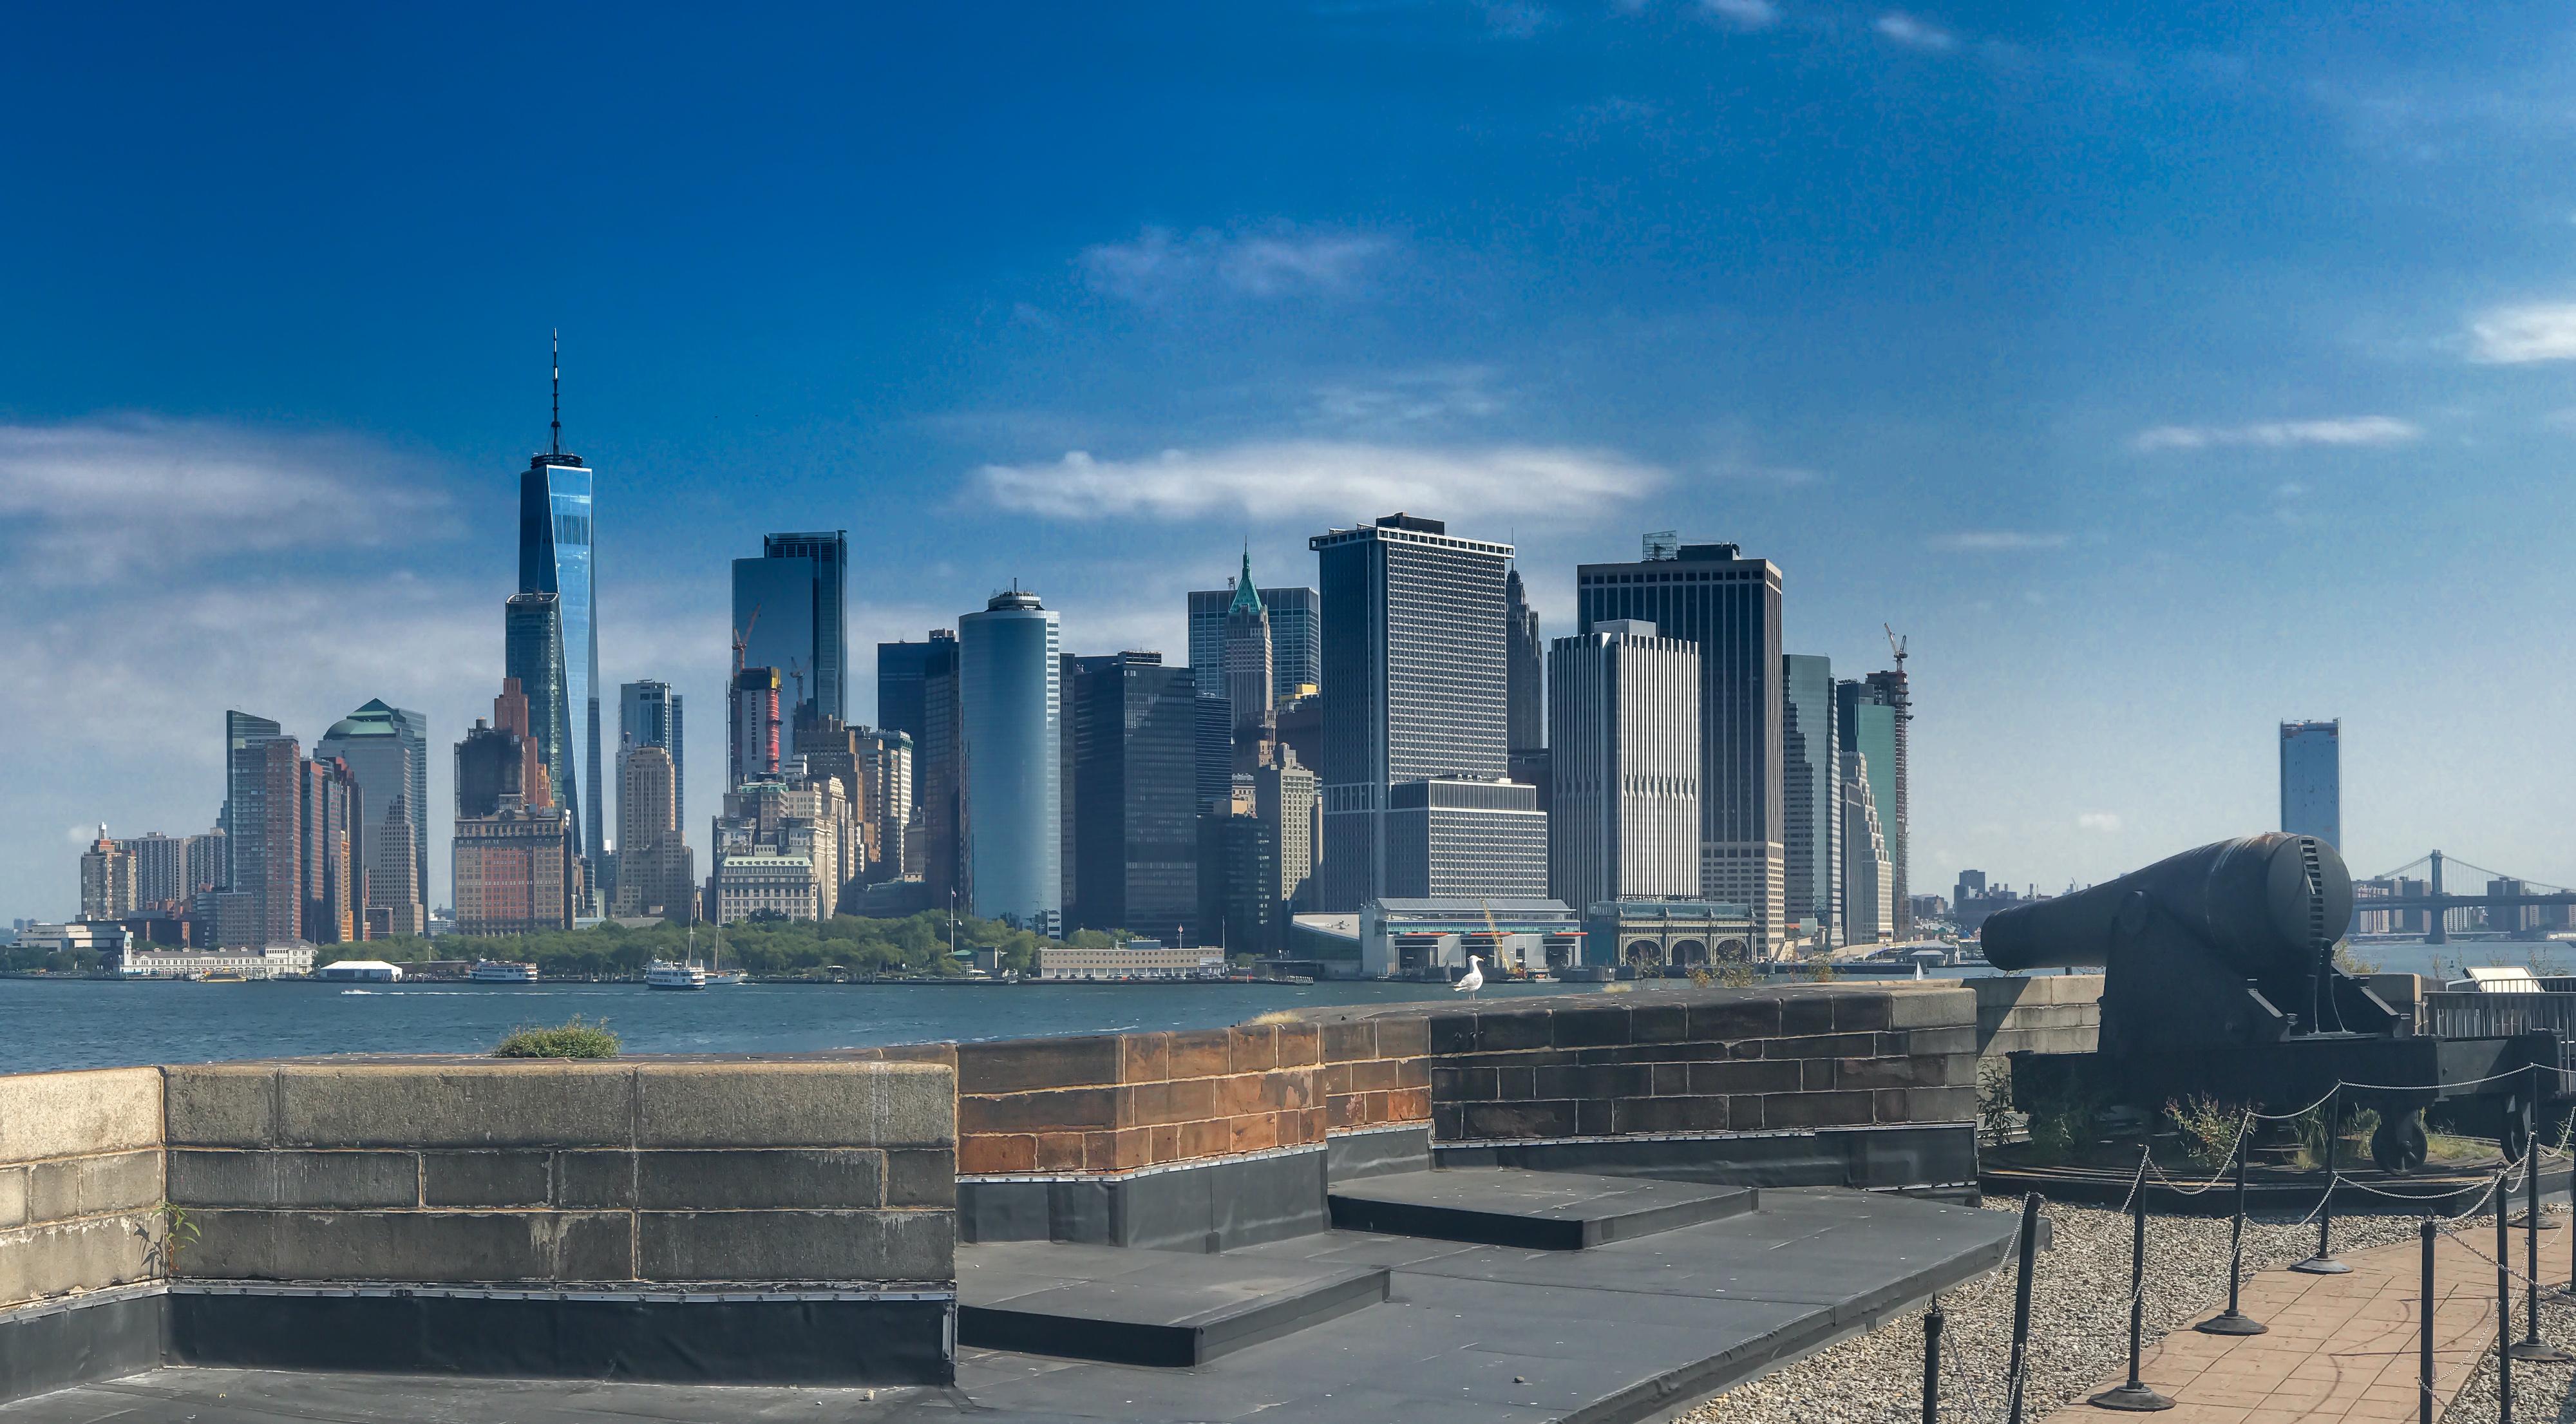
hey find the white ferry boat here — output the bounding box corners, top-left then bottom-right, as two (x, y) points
(468, 960), (540, 983)
(644, 959), (707, 991)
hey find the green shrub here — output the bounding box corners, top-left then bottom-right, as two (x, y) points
(2024, 1076), (2101, 1166)
(493, 1016), (621, 1059)
(2163, 1095), (2246, 1172)
(1977, 1058), (2022, 1147)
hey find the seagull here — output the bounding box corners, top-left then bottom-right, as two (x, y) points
(1454, 954), (1484, 994)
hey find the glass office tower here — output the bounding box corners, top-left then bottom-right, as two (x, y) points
(520, 444), (598, 866)
(620, 681), (685, 834)
(2280, 719), (2341, 848)
(316, 699), (429, 904)
(958, 589), (1061, 935)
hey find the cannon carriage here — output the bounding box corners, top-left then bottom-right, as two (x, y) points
(1988, 833), (2553, 1172)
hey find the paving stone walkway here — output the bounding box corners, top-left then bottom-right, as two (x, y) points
(2045, 1230), (2511, 1423)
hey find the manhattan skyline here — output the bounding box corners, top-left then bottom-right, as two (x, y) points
(4, 5), (2572, 918)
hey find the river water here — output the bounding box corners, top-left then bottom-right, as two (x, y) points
(0, 976), (1586, 1077)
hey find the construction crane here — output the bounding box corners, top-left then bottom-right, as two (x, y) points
(788, 658), (806, 712)
(1883, 623), (1908, 673)
(732, 603), (762, 678)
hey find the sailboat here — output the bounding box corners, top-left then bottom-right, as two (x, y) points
(702, 922), (745, 985)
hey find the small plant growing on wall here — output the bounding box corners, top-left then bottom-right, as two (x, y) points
(493, 1016), (621, 1059)
(1976, 1058), (2022, 1147)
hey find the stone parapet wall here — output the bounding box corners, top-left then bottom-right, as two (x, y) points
(1392, 983), (1979, 1142)
(160, 1059), (954, 1287)
(1970, 974), (2102, 1059)
(0, 1068), (167, 1310)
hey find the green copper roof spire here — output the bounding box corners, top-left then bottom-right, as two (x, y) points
(1227, 546), (1265, 615)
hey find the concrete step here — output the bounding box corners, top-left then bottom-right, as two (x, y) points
(1327, 1167), (1756, 1249)
(956, 1240), (1389, 1368)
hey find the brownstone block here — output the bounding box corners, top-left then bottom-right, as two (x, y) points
(1801, 1060), (1837, 1092)
(1119, 1033), (1171, 1085)
(1363, 1091), (1391, 1124)
(1835, 1057), (1929, 1091)
(1121, 1082), (1170, 1128)
(1148, 1125), (1181, 1163)
(1167, 1030), (1232, 1079)
(1876, 1089), (1908, 1121)
(1833, 994), (1895, 1031)
(1759, 1032), (1879, 1059)
(1779, 996), (1835, 1035)
(1615, 1095), (1729, 1134)
(1375, 1016), (1430, 1059)
(1629, 1003), (1690, 1044)
(957, 1135), (1035, 1174)
(1274, 1110), (1307, 1146)
(1303, 1107), (1327, 1141)
(1275, 1023), (1321, 1067)
(1083, 1131), (1149, 1171)
(1577, 1097), (1615, 1135)
(1352, 1058), (1400, 1093)
(1179, 1118), (1229, 1159)
(1396, 1058), (1430, 1089)
(1462, 1099), (1577, 1139)
(1387, 1088), (1430, 1122)
(1688, 998), (1782, 1042)
(1216, 1074), (1263, 1117)
(1320, 1063), (1354, 1097)
(1650, 1064), (1689, 1096)
(1227, 1114), (1278, 1153)
(957, 1036), (1121, 1094)
(1276, 1071), (1313, 1111)
(1728, 1096), (1763, 1131)
(1034, 1132), (1086, 1171)
(1164, 1077), (1217, 1123)
(1228, 1025), (1278, 1073)
(1321, 1021), (1376, 1063)
(958, 1086), (1117, 1135)
(1327, 1096), (1361, 1130)
(1686, 1060), (1801, 1096)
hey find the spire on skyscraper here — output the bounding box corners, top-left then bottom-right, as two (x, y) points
(1227, 545), (1264, 615)
(549, 329), (562, 457)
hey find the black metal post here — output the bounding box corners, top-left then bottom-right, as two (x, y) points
(2511, 1140), (2573, 1362)
(2294, 1090), (2351, 1275)
(2420, 1218), (2436, 1424)
(1921, 1301), (1942, 1424)
(2090, 1157), (2174, 1410)
(2005, 1193), (2042, 1424)
(2199, 1119), (2267, 1335)
(2498, 1173), (2515, 1424)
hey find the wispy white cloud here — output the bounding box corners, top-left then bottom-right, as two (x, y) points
(1308, 367), (1506, 431)
(1701, 0), (1779, 30)
(1874, 12), (1956, 52)
(972, 441), (1663, 523)
(0, 418), (450, 578)
(1928, 531), (2067, 552)
(2129, 416), (2421, 453)
(1079, 226), (1392, 304)
(2468, 303), (2576, 364)
(2076, 812), (2122, 833)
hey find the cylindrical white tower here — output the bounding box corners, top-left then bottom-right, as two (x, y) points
(959, 588), (1063, 935)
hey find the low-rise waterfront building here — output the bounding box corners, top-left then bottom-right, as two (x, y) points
(1582, 897), (1757, 968)
(1034, 938), (1224, 980)
(117, 944), (314, 980)
(1358, 897), (1582, 977)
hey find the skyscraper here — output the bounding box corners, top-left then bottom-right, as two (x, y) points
(1254, 748), (1319, 924)
(517, 344), (600, 868)
(914, 631), (963, 906)
(740, 531), (849, 729)
(1781, 654), (1839, 946)
(317, 699), (428, 918)
(620, 680), (685, 835)
(1837, 678), (1904, 936)
(1311, 513), (1515, 911)
(613, 744), (692, 921)
(504, 592), (571, 831)
(730, 667), (783, 788)
(222, 710), (282, 891)
(1069, 652), (1200, 940)
(128, 833), (191, 909)
(79, 829), (133, 921)
(1506, 567), (1543, 758)
(2280, 719), (2341, 848)
(366, 797), (427, 939)
(958, 589), (1061, 933)
(1576, 540), (1786, 952)
(1548, 621), (1701, 913)
(852, 727), (913, 882)
(301, 755), (361, 944)
(1190, 581), (1321, 700)
(1222, 552), (1276, 770)
(876, 638), (940, 748)
(1861, 667), (1909, 935)
(1841, 753), (1894, 944)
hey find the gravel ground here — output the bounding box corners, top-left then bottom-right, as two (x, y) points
(1683, 1193), (2445, 1424)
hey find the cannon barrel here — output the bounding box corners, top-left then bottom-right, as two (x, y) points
(1981, 833), (2353, 982)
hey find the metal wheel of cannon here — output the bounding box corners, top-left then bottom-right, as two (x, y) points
(2370, 1108), (2429, 1175)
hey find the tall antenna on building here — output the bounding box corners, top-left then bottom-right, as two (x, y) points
(549, 329), (562, 457)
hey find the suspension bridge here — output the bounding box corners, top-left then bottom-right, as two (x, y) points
(2353, 850), (2576, 944)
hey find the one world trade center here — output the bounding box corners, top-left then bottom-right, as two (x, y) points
(518, 337), (601, 891)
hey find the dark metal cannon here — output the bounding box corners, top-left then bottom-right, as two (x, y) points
(1987, 833), (2551, 1172)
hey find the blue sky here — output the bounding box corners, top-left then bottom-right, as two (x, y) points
(4, 2), (2573, 918)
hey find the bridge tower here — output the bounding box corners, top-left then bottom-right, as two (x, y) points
(2427, 850), (2446, 945)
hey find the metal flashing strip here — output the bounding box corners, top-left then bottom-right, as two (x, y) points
(960, 1141), (1328, 1185)
(0, 1281), (167, 1322)
(167, 1282), (954, 1304)
(1323, 1121), (1432, 1139)
(1438, 1119), (1976, 1150)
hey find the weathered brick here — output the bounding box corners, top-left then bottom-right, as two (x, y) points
(956, 1036), (1121, 1094)
(1434, 1066), (1497, 1102)
(421, 1152), (549, 1208)
(1728, 1096), (1764, 1130)
(1320, 1021), (1376, 1063)
(1461, 1099), (1577, 1139)
(1834, 1057), (1931, 1091)
(28, 1149), (163, 1220)
(1327, 1096), (1362, 1130)
(0, 1067), (163, 1162)
(1576, 1097), (1616, 1135)
(1117, 1033), (1170, 1085)
(1887, 987), (1976, 1029)
(1227, 1114), (1278, 1153)
(181, 1208), (615, 1284)
(1777, 996), (1836, 1035)
(1428, 1014), (1480, 1057)
(1550, 1008), (1630, 1049)
(0, 1215), (161, 1306)
(1430, 1102), (1465, 1141)
(1386, 1088), (1430, 1122)
(958, 1087), (1116, 1135)
(1649, 1064), (1689, 1096)
(886, 1148), (955, 1208)
(1761, 1032), (1879, 1059)
(1179, 1119), (1229, 1159)
(162, 1064), (276, 1149)
(1375, 1017), (1430, 1059)
(1687, 998), (1781, 1041)
(1166, 1030), (1232, 1079)
(1763, 1091), (1877, 1128)
(1629, 1003), (1690, 1044)
(1615, 1096), (1730, 1134)
(1275, 1023), (1322, 1067)
(1832, 993), (1895, 1032)
(1800, 1059), (1837, 1092)
(629, 1150), (885, 1210)
(279, 1065), (633, 1150)
(1475, 1010), (1554, 1052)
(0, 1168), (23, 1229)
(1320, 1062), (1354, 1097)
(553, 1151), (636, 1208)
(169, 1150), (415, 1210)
(957, 1135), (1036, 1175)
(1899, 1087), (1977, 1121)
(1395, 1058), (1431, 1089)
(1147, 1125), (1181, 1163)
(636, 1061), (953, 1148)
(1685, 1060), (1801, 1096)
(1229, 1025), (1278, 1072)
(638, 1210), (949, 1283)
(1350, 1058), (1400, 1092)
(1033, 1133), (1085, 1171)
